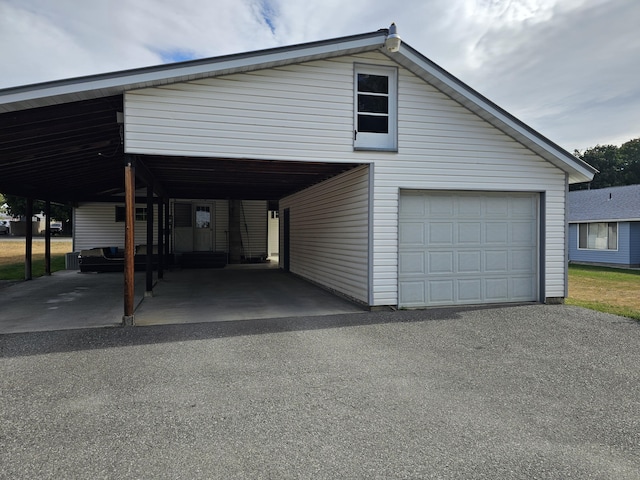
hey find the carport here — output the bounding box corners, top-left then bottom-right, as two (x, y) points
(0, 67), (364, 325)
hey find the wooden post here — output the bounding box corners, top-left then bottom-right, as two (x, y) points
(145, 182), (154, 295)
(44, 200), (51, 275)
(157, 200), (164, 279)
(25, 197), (33, 280)
(123, 159), (136, 325)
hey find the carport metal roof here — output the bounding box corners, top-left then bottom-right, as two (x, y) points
(0, 27), (595, 204)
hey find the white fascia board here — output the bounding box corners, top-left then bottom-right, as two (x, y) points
(389, 45), (597, 184)
(0, 32), (387, 113)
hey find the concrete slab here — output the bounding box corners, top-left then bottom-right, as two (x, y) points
(0, 270), (149, 334)
(0, 266), (364, 334)
(134, 267), (365, 326)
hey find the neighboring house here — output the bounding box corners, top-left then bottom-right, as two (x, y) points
(0, 26), (596, 310)
(568, 185), (640, 267)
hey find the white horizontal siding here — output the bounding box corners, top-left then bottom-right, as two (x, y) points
(74, 203), (159, 252)
(125, 50), (569, 305)
(280, 165), (370, 303)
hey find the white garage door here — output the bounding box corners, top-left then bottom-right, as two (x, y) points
(399, 191), (538, 307)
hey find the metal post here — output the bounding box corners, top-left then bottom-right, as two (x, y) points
(123, 158), (136, 326)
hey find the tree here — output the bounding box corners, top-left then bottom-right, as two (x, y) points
(619, 138), (640, 185)
(570, 136), (640, 190)
(2, 194), (72, 223)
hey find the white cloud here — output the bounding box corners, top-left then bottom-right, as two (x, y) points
(0, 0), (638, 150)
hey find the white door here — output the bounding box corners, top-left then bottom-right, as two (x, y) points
(399, 191), (538, 307)
(194, 204), (213, 251)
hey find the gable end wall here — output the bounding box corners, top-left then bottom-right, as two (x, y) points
(125, 51), (569, 305)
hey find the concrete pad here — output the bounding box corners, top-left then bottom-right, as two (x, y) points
(0, 266), (364, 333)
(0, 271), (149, 334)
(134, 267), (365, 326)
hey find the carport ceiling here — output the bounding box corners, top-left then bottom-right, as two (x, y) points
(0, 95), (361, 202)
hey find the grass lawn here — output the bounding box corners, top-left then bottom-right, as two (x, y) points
(0, 239), (73, 280)
(567, 264), (640, 320)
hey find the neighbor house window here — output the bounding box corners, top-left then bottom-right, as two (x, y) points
(354, 64), (397, 151)
(578, 222), (618, 250)
(115, 206), (147, 222)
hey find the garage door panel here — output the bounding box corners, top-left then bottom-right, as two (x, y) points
(458, 279), (482, 302)
(399, 281), (425, 305)
(458, 251), (481, 272)
(399, 191), (538, 307)
(486, 223), (509, 244)
(429, 196), (455, 216)
(428, 252), (454, 274)
(512, 249), (535, 271)
(485, 250), (509, 272)
(512, 222), (535, 243)
(458, 222), (482, 244)
(399, 195), (425, 216)
(429, 280), (454, 303)
(429, 223), (454, 244)
(399, 222), (425, 246)
(485, 278), (509, 301)
(399, 252), (425, 274)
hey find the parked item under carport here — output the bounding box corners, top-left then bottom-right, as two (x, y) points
(78, 245), (159, 273)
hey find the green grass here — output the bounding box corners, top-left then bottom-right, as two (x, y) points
(567, 264), (640, 320)
(0, 255), (67, 281)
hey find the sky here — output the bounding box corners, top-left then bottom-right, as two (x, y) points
(0, 0), (638, 152)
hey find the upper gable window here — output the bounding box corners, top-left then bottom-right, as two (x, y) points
(354, 65), (397, 151)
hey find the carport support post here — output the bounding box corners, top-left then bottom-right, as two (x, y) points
(157, 200), (164, 279)
(44, 200), (51, 275)
(164, 198), (170, 269)
(24, 197), (33, 280)
(145, 182), (154, 296)
(123, 158), (136, 326)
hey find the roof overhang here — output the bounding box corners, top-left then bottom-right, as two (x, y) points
(0, 27), (596, 204)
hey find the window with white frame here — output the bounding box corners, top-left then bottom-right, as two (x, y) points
(354, 64), (397, 151)
(578, 222), (618, 250)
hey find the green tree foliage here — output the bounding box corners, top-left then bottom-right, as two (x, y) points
(2, 194), (72, 222)
(571, 137), (640, 190)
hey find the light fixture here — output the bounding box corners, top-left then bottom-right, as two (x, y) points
(385, 23), (401, 52)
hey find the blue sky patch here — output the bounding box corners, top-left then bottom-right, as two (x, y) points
(260, 0), (276, 34)
(159, 49), (197, 64)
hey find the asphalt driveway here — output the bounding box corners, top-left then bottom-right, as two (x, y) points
(2, 305), (639, 479)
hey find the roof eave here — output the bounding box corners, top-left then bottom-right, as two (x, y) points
(0, 30), (388, 113)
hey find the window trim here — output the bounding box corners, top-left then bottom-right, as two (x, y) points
(115, 205), (147, 222)
(353, 63), (398, 152)
(577, 222), (618, 251)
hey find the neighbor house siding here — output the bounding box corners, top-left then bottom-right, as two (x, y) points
(630, 223), (640, 265)
(74, 202), (159, 251)
(280, 165), (369, 303)
(125, 51), (568, 306)
(569, 222), (632, 266)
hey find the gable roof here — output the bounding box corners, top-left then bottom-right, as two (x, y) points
(568, 184), (640, 222)
(0, 27), (596, 202)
